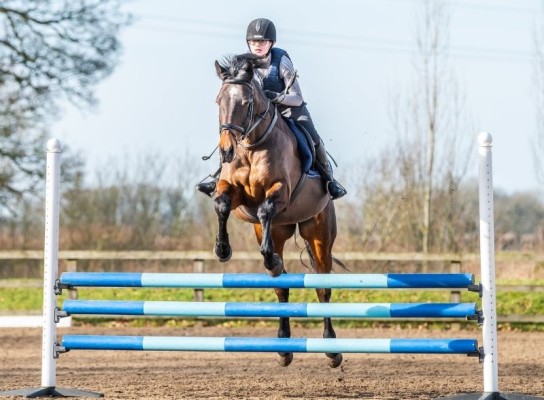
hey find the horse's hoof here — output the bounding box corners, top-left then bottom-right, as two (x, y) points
(214, 245), (232, 262)
(327, 353), (343, 368)
(277, 352), (293, 367)
(265, 254), (283, 277)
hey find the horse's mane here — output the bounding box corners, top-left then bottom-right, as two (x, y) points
(217, 53), (266, 82)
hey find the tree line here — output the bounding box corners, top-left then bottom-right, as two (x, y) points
(1, 152), (543, 254)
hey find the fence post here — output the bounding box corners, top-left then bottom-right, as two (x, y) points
(193, 259), (204, 302)
(66, 260), (78, 300)
(449, 260), (461, 303)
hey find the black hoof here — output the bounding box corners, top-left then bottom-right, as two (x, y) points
(264, 253), (283, 277)
(214, 244), (232, 262)
(326, 353), (343, 368)
(277, 352), (293, 367)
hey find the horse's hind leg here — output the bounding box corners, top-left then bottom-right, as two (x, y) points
(298, 201), (342, 368)
(254, 223), (296, 367)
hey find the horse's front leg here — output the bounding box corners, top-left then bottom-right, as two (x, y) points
(213, 180), (241, 262)
(257, 183), (288, 277)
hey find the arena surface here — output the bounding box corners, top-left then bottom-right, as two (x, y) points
(1, 325), (543, 399)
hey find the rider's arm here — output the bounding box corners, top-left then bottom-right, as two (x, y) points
(273, 56), (304, 107)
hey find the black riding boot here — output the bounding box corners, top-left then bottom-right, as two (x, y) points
(295, 119), (347, 200)
(315, 141), (347, 200)
(196, 167), (220, 197)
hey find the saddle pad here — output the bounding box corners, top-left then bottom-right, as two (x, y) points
(283, 118), (315, 175)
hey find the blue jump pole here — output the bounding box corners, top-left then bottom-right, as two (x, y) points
(61, 335), (479, 355)
(63, 300), (478, 319)
(59, 272), (474, 289)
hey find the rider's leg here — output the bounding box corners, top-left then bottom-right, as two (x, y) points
(296, 118), (347, 200)
(196, 166), (221, 197)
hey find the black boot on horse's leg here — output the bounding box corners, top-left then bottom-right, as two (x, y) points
(196, 167), (221, 197)
(314, 141), (347, 200)
(213, 194), (232, 262)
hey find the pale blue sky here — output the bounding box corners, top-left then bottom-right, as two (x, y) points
(53, 0), (542, 194)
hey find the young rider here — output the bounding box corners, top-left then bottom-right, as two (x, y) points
(197, 18), (346, 200)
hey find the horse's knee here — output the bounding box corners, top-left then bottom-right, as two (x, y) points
(214, 196), (231, 216)
(264, 254), (283, 277)
(257, 198), (275, 221)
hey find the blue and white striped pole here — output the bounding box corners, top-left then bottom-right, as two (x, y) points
(63, 300), (478, 319)
(62, 335), (479, 355)
(59, 272), (474, 289)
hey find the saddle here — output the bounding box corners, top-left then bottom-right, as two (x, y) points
(282, 118), (318, 176)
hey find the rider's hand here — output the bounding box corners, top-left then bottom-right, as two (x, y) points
(264, 90), (280, 102)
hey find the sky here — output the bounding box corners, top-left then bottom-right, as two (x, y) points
(52, 0), (543, 194)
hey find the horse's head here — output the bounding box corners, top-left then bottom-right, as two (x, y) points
(215, 54), (268, 163)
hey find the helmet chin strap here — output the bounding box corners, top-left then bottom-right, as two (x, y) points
(265, 43), (275, 57)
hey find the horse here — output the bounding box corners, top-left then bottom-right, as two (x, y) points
(212, 53), (342, 368)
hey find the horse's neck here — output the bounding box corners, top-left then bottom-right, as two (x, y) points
(241, 127), (298, 188)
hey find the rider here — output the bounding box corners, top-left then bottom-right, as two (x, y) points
(197, 18), (347, 200)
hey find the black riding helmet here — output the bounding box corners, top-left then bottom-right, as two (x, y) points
(246, 18), (276, 42)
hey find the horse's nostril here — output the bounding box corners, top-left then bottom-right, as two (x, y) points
(220, 147), (234, 163)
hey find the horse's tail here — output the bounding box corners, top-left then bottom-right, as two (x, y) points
(302, 240), (316, 271)
(332, 255), (350, 272)
(302, 239), (350, 272)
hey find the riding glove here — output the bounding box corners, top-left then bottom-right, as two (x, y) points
(264, 90), (280, 102)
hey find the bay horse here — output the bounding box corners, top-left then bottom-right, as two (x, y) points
(212, 54), (342, 368)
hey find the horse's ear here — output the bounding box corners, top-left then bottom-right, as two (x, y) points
(215, 60), (228, 81)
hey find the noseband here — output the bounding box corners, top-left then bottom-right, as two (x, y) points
(219, 79), (276, 148)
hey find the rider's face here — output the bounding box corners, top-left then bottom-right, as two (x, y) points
(248, 40), (273, 57)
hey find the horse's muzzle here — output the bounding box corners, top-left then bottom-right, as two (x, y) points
(219, 129), (237, 163)
(220, 146), (235, 163)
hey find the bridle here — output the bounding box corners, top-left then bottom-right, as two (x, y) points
(219, 79), (277, 149)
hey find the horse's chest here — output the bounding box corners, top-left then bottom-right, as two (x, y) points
(232, 166), (265, 188)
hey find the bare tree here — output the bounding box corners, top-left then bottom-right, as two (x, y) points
(0, 0), (130, 216)
(357, 1), (473, 257)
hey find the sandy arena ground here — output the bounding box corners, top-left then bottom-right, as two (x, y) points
(1, 325), (543, 399)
